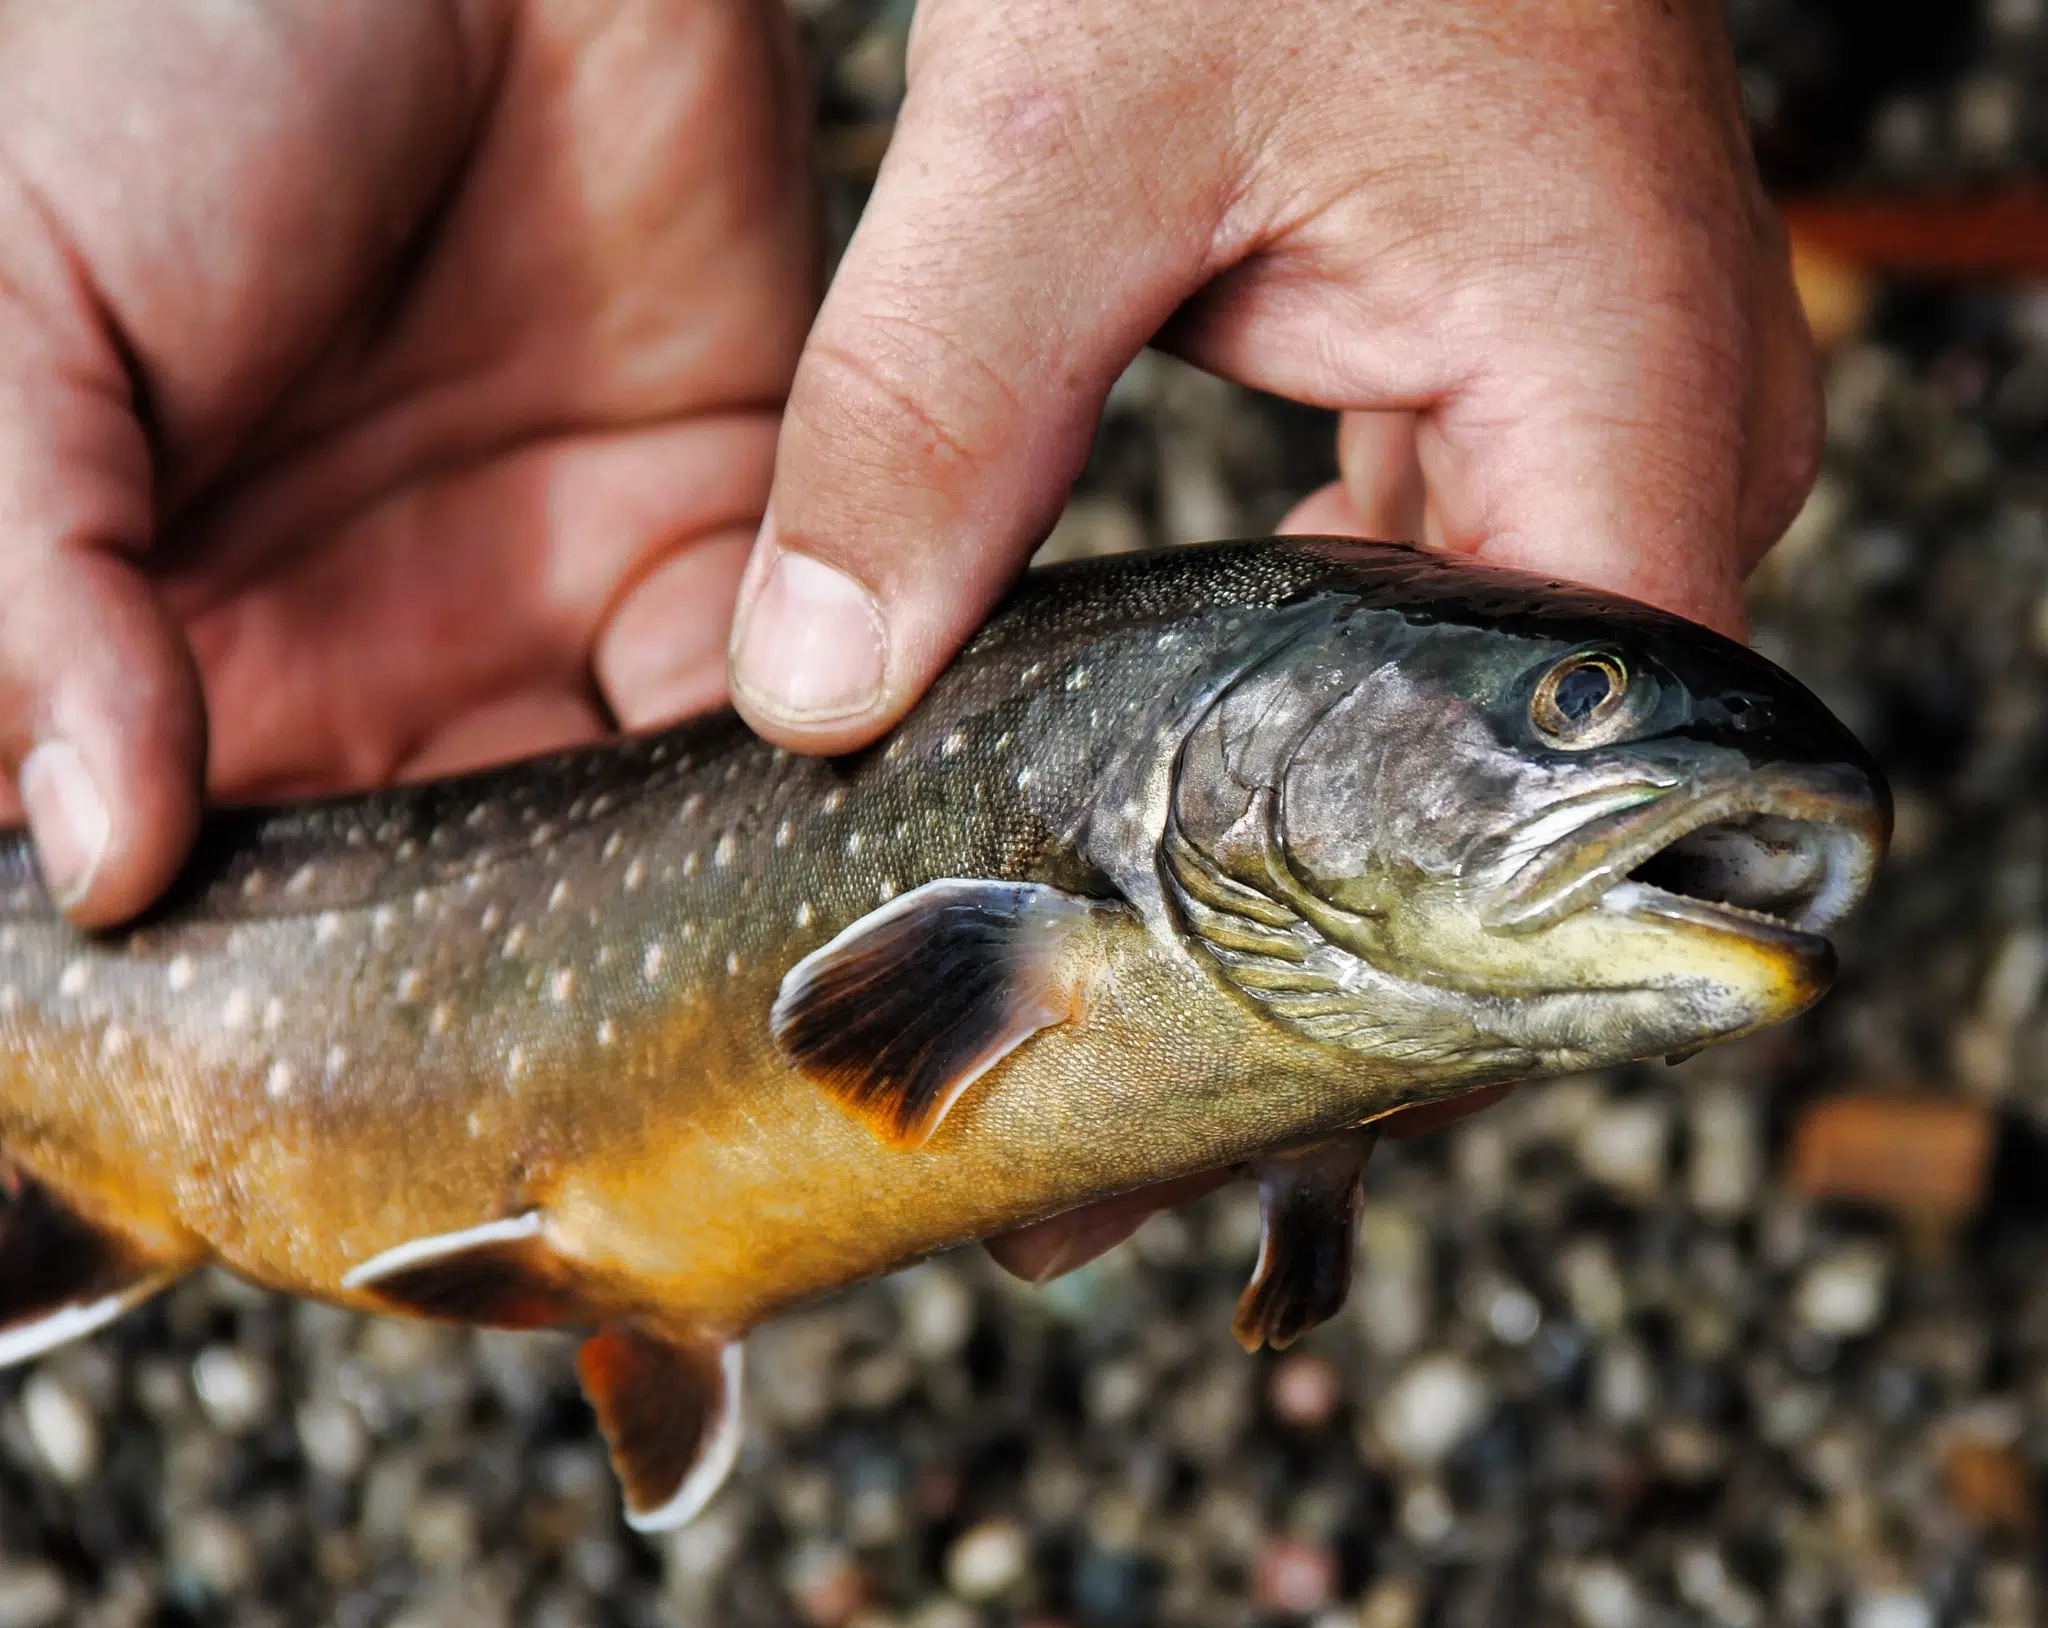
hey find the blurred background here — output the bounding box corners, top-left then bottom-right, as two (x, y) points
(4, 1), (2048, 1624)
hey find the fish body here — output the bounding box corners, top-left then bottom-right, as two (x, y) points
(0, 539), (1888, 1526)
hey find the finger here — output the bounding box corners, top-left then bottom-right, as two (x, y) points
(1734, 210), (1824, 567)
(985, 1170), (1233, 1284)
(728, 24), (1223, 752)
(1337, 410), (1426, 543)
(0, 308), (204, 927)
(596, 526), (752, 730)
(396, 691), (611, 783)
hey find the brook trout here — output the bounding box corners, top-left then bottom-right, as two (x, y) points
(0, 539), (1887, 1528)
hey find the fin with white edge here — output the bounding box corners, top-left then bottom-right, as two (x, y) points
(0, 1168), (194, 1367)
(578, 1327), (743, 1531)
(341, 1212), (596, 1329)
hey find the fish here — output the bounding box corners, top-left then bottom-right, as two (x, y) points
(0, 537), (1888, 1530)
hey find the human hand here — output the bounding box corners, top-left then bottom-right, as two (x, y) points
(0, 0), (815, 926)
(728, 0), (1820, 757)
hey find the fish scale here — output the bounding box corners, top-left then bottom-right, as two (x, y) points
(0, 538), (1888, 1530)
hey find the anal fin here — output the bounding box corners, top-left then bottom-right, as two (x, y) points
(771, 878), (1112, 1149)
(579, 1327), (742, 1531)
(0, 1168), (194, 1367)
(341, 1213), (595, 1329)
(1232, 1130), (1378, 1353)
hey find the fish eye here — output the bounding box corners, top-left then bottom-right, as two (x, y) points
(1531, 650), (1638, 746)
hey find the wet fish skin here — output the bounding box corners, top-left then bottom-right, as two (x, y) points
(0, 537), (1889, 1525)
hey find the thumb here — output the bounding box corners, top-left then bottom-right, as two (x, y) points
(728, 30), (1220, 751)
(0, 304), (203, 927)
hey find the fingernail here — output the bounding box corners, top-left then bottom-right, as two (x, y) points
(20, 739), (109, 910)
(730, 540), (886, 724)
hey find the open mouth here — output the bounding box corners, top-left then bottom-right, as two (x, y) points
(1485, 766), (1889, 946)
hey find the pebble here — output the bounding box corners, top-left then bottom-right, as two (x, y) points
(296, 1395), (369, 1479)
(1376, 1355), (1492, 1469)
(1792, 1243), (1891, 1338)
(1574, 1098), (1670, 1203)
(20, 1370), (97, 1484)
(896, 1266), (975, 1360)
(1268, 1353), (1343, 1429)
(192, 1344), (273, 1434)
(1849, 1590), (1935, 1628)
(0, 1564), (66, 1628)
(1687, 1086), (1763, 1220)
(168, 1509), (256, 1598)
(1251, 1538), (1337, 1616)
(945, 1519), (1029, 1601)
(1568, 1560), (1644, 1628)
(783, 1541), (869, 1628)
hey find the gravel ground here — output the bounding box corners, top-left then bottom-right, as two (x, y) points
(2, 5), (2046, 1626)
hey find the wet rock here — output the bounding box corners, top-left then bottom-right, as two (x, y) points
(20, 1369), (97, 1485)
(1251, 1537), (1338, 1616)
(1269, 1353), (1343, 1430)
(0, 1564), (67, 1628)
(1793, 1243), (1891, 1338)
(192, 1345), (273, 1435)
(946, 1518), (1029, 1601)
(1574, 1098), (1670, 1204)
(1375, 1355), (1492, 1471)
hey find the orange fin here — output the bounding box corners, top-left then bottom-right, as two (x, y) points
(770, 878), (1105, 1149)
(578, 1327), (742, 1531)
(340, 1213), (593, 1329)
(1231, 1130), (1377, 1353)
(0, 1170), (191, 1367)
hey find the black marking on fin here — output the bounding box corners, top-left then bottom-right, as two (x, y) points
(340, 1214), (594, 1330)
(1232, 1130), (1378, 1352)
(578, 1327), (742, 1531)
(0, 1170), (189, 1367)
(771, 878), (1106, 1150)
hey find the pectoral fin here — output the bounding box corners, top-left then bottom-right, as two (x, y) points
(579, 1327), (742, 1532)
(0, 1170), (196, 1367)
(771, 878), (1110, 1149)
(341, 1213), (595, 1329)
(1231, 1130), (1378, 1352)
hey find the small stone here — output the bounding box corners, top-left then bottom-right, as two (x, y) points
(946, 1518), (1029, 1601)
(1396, 1480), (1455, 1545)
(1252, 1538), (1338, 1617)
(168, 1509), (256, 1597)
(296, 1396), (368, 1480)
(907, 1602), (978, 1628)
(1786, 1096), (1992, 1221)
(1269, 1353), (1343, 1430)
(1556, 1238), (1629, 1337)
(1575, 1098), (1670, 1203)
(1793, 1243), (1890, 1338)
(896, 1265), (975, 1360)
(1356, 1576), (1424, 1628)
(782, 1542), (869, 1628)
(408, 1492), (478, 1572)
(21, 1370), (98, 1484)
(1687, 1086), (1762, 1221)
(1942, 1437), (2036, 1535)
(1849, 1590), (1934, 1628)
(1481, 1280), (1542, 1345)
(1591, 1339), (1657, 1428)
(192, 1345), (273, 1435)
(0, 1563), (66, 1628)
(1569, 1560), (1644, 1628)
(1375, 1354), (1492, 1470)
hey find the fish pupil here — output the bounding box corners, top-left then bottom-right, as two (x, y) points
(1554, 663), (1615, 720)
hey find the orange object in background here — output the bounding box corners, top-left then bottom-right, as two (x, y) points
(1785, 1095), (1995, 1221)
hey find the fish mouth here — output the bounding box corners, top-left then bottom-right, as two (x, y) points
(1484, 763), (1890, 950)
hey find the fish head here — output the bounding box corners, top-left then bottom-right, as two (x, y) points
(1162, 558), (1891, 1081)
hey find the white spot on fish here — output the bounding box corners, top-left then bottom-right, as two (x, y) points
(682, 851), (700, 877)
(325, 1045), (348, 1078)
(394, 839), (419, 862)
(100, 1024), (127, 1060)
(1021, 662), (1043, 683)
(795, 901), (814, 929)
(595, 945), (613, 969)
(591, 794), (614, 818)
(548, 879), (570, 911)
(241, 869), (267, 898)
(822, 788), (846, 815)
(0, 986), (16, 1012)
(724, 951), (742, 976)
(878, 879), (898, 902)
(58, 961), (89, 998)
(429, 1002), (453, 1036)
(265, 1061), (294, 1101)
(506, 1046), (529, 1084)
(412, 889), (434, 918)
(623, 858), (645, 893)
(597, 1019), (617, 1047)
(502, 925), (528, 957)
(167, 956), (194, 992)
(466, 1110), (484, 1139)
(678, 921), (696, 940)
(680, 792), (703, 820)
(372, 905), (396, 936)
(942, 729), (966, 757)
(221, 988), (254, 1030)
(481, 904), (505, 933)
(642, 944), (665, 980)
(994, 732), (1013, 752)
(530, 822), (557, 848)
(714, 832), (738, 867)
(314, 913), (341, 945)
(1066, 666), (1091, 690)
(287, 866), (317, 898)
(774, 820), (793, 849)
(466, 806), (490, 829)
(884, 737), (907, 761)
(846, 831), (864, 857)
(262, 998), (284, 1033)
(1016, 768), (1035, 789)
(602, 831), (624, 861)
(394, 969), (424, 1003)
(550, 968), (576, 1004)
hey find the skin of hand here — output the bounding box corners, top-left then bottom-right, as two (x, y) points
(728, 0), (1821, 755)
(0, 0), (816, 926)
